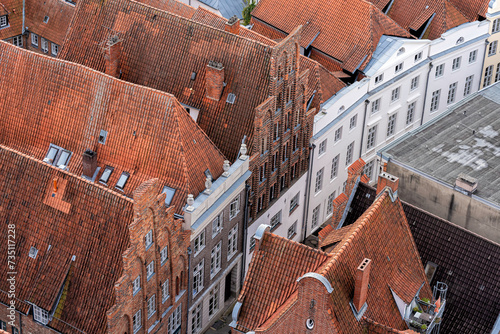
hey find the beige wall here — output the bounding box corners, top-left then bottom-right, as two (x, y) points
(387, 162), (500, 244)
(481, 1), (500, 88)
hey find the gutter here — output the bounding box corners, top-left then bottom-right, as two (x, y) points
(420, 62), (433, 126)
(301, 143), (315, 241)
(479, 39), (489, 90)
(358, 100), (369, 158)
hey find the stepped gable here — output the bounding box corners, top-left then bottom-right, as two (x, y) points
(251, 0), (410, 73)
(0, 41), (225, 213)
(0, 145), (133, 334)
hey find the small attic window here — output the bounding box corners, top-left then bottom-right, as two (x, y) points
(226, 93), (236, 104)
(397, 47), (405, 55)
(99, 166), (114, 184)
(162, 186), (177, 207)
(306, 319), (315, 329)
(204, 169), (212, 179)
(29, 246), (38, 259)
(456, 37), (465, 45)
(116, 172), (130, 190)
(99, 130), (108, 144)
(0, 15), (8, 28)
(191, 72), (196, 80)
(338, 105), (345, 114)
(43, 16), (49, 23)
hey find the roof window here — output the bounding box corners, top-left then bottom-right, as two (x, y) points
(191, 72), (196, 80)
(99, 130), (108, 144)
(29, 246), (38, 259)
(116, 172), (130, 190)
(99, 166), (114, 184)
(226, 93), (236, 104)
(162, 186), (177, 207)
(43, 144), (72, 169)
(0, 15), (8, 28)
(43, 16), (49, 23)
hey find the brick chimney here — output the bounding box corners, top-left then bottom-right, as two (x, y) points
(104, 35), (121, 78)
(206, 61), (224, 101)
(345, 158), (366, 197)
(225, 15), (240, 35)
(82, 149), (97, 179)
(376, 172), (399, 196)
(353, 258), (371, 312)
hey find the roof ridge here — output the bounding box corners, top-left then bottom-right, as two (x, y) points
(265, 231), (331, 258)
(0, 144), (134, 203)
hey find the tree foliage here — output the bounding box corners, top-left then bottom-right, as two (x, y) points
(242, 0), (256, 26)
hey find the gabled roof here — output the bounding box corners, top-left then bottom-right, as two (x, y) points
(0, 145), (133, 334)
(0, 0), (23, 39)
(251, 0), (410, 73)
(236, 189), (432, 333)
(344, 182), (500, 334)
(448, 0), (489, 20)
(0, 40), (225, 212)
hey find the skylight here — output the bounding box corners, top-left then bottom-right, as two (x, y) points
(44, 147), (58, 163)
(43, 16), (49, 23)
(57, 150), (71, 168)
(226, 93), (236, 104)
(29, 246), (38, 259)
(99, 130), (108, 144)
(99, 166), (113, 184)
(162, 186), (177, 207)
(43, 144), (72, 169)
(116, 172), (129, 190)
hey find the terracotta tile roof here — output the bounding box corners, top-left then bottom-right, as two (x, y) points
(448, 0), (489, 20)
(0, 145), (133, 333)
(24, 0), (76, 46)
(0, 0), (23, 39)
(251, 0), (410, 73)
(309, 48), (343, 73)
(345, 182), (500, 334)
(0, 40), (225, 213)
(236, 233), (330, 331)
(251, 17), (288, 40)
(318, 224), (356, 250)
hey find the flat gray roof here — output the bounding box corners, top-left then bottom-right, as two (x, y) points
(380, 83), (500, 206)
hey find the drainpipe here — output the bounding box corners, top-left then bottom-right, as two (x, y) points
(358, 100), (370, 159)
(22, 0), (25, 35)
(420, 63), (434, 126)
(186, 246), (192, 334)
(241, 184), (250, 283)
(301, 143), (315, 242)
(479, 39), (489, 90)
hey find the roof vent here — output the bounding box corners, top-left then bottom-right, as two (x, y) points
(226, 93), (236, 104)
(43, 16), (49, 23)
(455, 173), (477, 195)
(29, 246), (38, 259)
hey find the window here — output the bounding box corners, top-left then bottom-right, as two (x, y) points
(147, 261), (155, 280)
(0, 320), (5, 330)
(0, 15), (7, 28)
(331, 155), (339, 179)
(162, 279), (170, 302)
(312, 205), (320, 228)
(452, 57), (461, 71)
(387, 114), (396, 137)
(349, 114), (357, 130)
(259, 163), (267, 182)
(414, 52), (422, 62)
(116, 172), (129, 190)
(261, 136), (268, 153)
(282, 142), (288, 161)
(374, 74), (384, 84)
(496, 63), (500, 83)
(334, 127), (342, 142)
(145, 230), (153, 249)
(29, 246), (38, 259)
(371, 98), (380, 114)
(41, 38), (48, 53)
(12, 327), (18, 334)
(226, 93), (236, 104)
(191, 303), (202, 334)
(133, 310), (142, 334)
(43, 144), (72, 169)
(346, 142), (354, 165)
(410, 76), (419, 91)
(287, 221), (297, 238)
(290, 192), (299, 212)
(424, 262), (439, 283)
(43, 15), (49, 23)
(33, 306), (49, 325)
(469, 50), (478, 63)
(318, 139), (327, 155)
(391, 87), (400, 102)
(281, 174), (287, 190)
(193, 260), (204, 296)
(249, 234), (256, 251)
(493, 18), (500, 33)
(394, 63), (403, 73)
(168, 305), (182, 334)
(99, 166), (113, 184)
(364, 160), (375, 180)
(147, 294), (156, 318)
(367, 126), (377, 150)
(12, 35), (22, 47)
(228, 225), (238, 260)
(133, 275), (141, 295)
(229, 195), (240, 219)
(293, 134), (298, 152)
(447, 82), (457, 104)
(269, 183), (276, 201)
(209, 285), (219, 317)
(31, 33), (38, 47)
(435, 64), (444, 77)
(162, 186), (176, 207)
(484, 65), (494, 87)
(272, 151), (279, 170)
(406, 102), (416, 125)
(326, 191), (336, 217)
(99, 129), (108, 144)
(212, 213), (223, 237)
(270, 210), (281, 230)
(273, 122), (280, 141)
(257, 193), (264, 212)
(161, 246), (168, 264)
(489, 41), (498, 56)
(430, 90), (440, 112)
(210, 242), (221, 277)
(51, 43), (59, 56)
(464, 75), (474, 96)
(315, 168), (324, 193)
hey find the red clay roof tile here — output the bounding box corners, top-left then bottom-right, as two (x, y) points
(0, 0), (23, 40)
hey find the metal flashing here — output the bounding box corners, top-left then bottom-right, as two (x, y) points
(297, 272), (334, 293)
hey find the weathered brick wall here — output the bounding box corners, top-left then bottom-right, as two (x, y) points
(0, 305), (58, 334)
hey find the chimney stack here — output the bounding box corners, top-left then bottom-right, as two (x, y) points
(455, 173), (477, 194)
(206, 61), (224, 101)
(82, 149), (98, 179)
(225, 15), (240, 35)
(104, 35), (121, 78)
(376, 172), (399, 196)
(353, 258), (371, 312)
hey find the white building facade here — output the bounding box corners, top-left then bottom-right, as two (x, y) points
(304, 21), (489, 236)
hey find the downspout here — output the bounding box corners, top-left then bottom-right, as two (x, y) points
(358, 100), (370, 158)
(479, 39), (489, 90)
(301, 143), (315, 242)
(420, 63), (434, 126)
(185, 246), (192, 334)
(241, 184), (250, 283)
(22, 0), (25, 34)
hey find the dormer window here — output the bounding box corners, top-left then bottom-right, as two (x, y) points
(41, 38), (48, 53)
(394, 63), (403, 73)
(33, 305), (49, 325)
(374, 74), (383, 84)
(115, 172), (129, 190)
(51, 43), (59, 57)
(31, 33), (38, 47)
(0, 15), (8, 28)
(99, 166), (114, 184)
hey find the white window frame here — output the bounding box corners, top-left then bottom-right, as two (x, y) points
(12, 35), (22, 47)
(374, 74), (384, 84)
(469, 50), (477, 63)
(496, 63), (500, 83)
(346, 142), (354, 166)
(371, 98), (381, 114)
(452, 57), (461, 71)
(208, 285), (219, 318)
(414, 52), (422, 62)
(326, 192), (336, 217)
(364, 160), (375, 180)
(493, 18), (500, 34)
(406, 102), (416, 125)
(331, 155), (339, 179)
(191, 303), (202, 334)
(41, 38), (48, 53)
(249, 234), (256, 251)
(228, 225), (238, 260)
(51, 43), (59, 56)
(387, 114), (396, 137)
(161, 245), (168, 264)
(312, 205), (320, 228)
(447, 82), (457, 104)
(391, 87), (400, 102)
(334, 127), (342, 142)
(168, 304), (182, 334)
(349, 114), (357, 130)
(489, 41), (498, 56)
(133, 275), (141, 295)
(287, 221), (297, 238)
(229, 195), (240, 220)
(133, 310), (142, 334)
(318, 139), (327, 155)
(147, 294), (156, 319)
(464, 75), (474, 96)
(290, 192), (299, 212)
(0, 15), (7, 28)
(367, 125), (377, 150)
(162, 279), (170, 302)
(484, 65), (494, 87)
(270, 210), (281, 230)
(31, 33), (38, 47)
(212, 213), (223, 238)
(194, 230), (205, 255)
(193, 259), (204, 296)
(315, 168), (324, 193)
(33, 306), (49, 325)
(210, 242), (222, 277)
(410, 76), (419, 91)
(146, 261), (155, 281)
(430, 90), (441, 112)
(394, 63), (403, 73)
(435, 64), (444, 78)
(145, 230), (153, 250)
